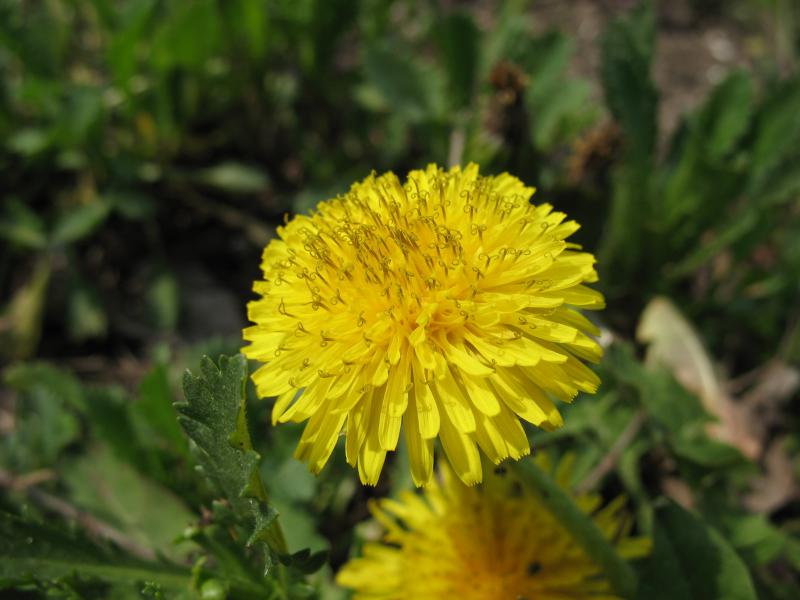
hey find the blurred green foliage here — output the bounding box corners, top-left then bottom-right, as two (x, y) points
(2, 0), (800, 599)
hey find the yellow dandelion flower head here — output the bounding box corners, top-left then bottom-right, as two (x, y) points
(336, 455), (650, 600)
(243, 164), (604, 486)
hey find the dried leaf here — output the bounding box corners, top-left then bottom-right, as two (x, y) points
(636, 297), (760, 459)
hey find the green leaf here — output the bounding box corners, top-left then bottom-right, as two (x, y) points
(177, 355), (287, 573)
(605, 343), (707, 432)
(529, 78), (593, 150)
(478, 0), (528, 77)
(6, 128), (52, 156)
(147, 268), (180, 332)
(636, 502), (758, 600)
(195, 163), (270, 194)
(84, 385), (167, 479)
(363, 42), (440, 121)
(150, 0), (221, 71)
(50, 200), (112, 245)
(600, 2), (658, 160)
(0, 256), (51, 361)
(696, 70), (753, 161)
(0, 199), (48, 250)
(667, 210), (758, 278)
(0, 511), (190, 591)
(749, 79), (800, 191)
(2, 361), (82, 471)
(107, 190), (157, 221)
(67, 279), (108, 341)
(524, 32), (596, 150)
(135, 362), (189, 457)
(598, 162), (652, 285)
(436, 12), (480, 110)
(62, 445), (195, 562)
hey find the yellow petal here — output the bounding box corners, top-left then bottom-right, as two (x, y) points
(439, 410), (482, 485)
(378, 352), (410, 451)
(404, 400), (434, 487)
(458, 372), (501, 416)
(432, 369), (476, 433)
(411, 356), (440, 438)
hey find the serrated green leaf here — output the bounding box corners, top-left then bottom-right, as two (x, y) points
(2, 361), (83, 470)
(600, 2), (658, 160)
(636, 502), (758, 600)
(749, 79), (800, 191)
(177, 355), (286, 572)
(0, 511), (190, 591)
(697, 70), (752, 161)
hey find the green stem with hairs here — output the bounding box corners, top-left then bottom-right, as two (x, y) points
(512, 458), (638, 599)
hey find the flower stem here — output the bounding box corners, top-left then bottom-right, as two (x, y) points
(511, 458), (638, 599)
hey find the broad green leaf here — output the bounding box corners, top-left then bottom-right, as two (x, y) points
(719, 513), (788, 566)
(50, 200), (111, 245)
(0, 512), (191, 592)
(635, 513), (692, 600)
(63, 445), (195, 561)
(636, 502), (758, 600)
(178, 355), (286, 572)
(605, 343), (704, 432)
(84, 386), (167, 479)
(600, 2), (658, 160)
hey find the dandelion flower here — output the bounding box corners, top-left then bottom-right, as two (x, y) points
(336, 456), (650, 600)
(243, 164), (604, 486)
